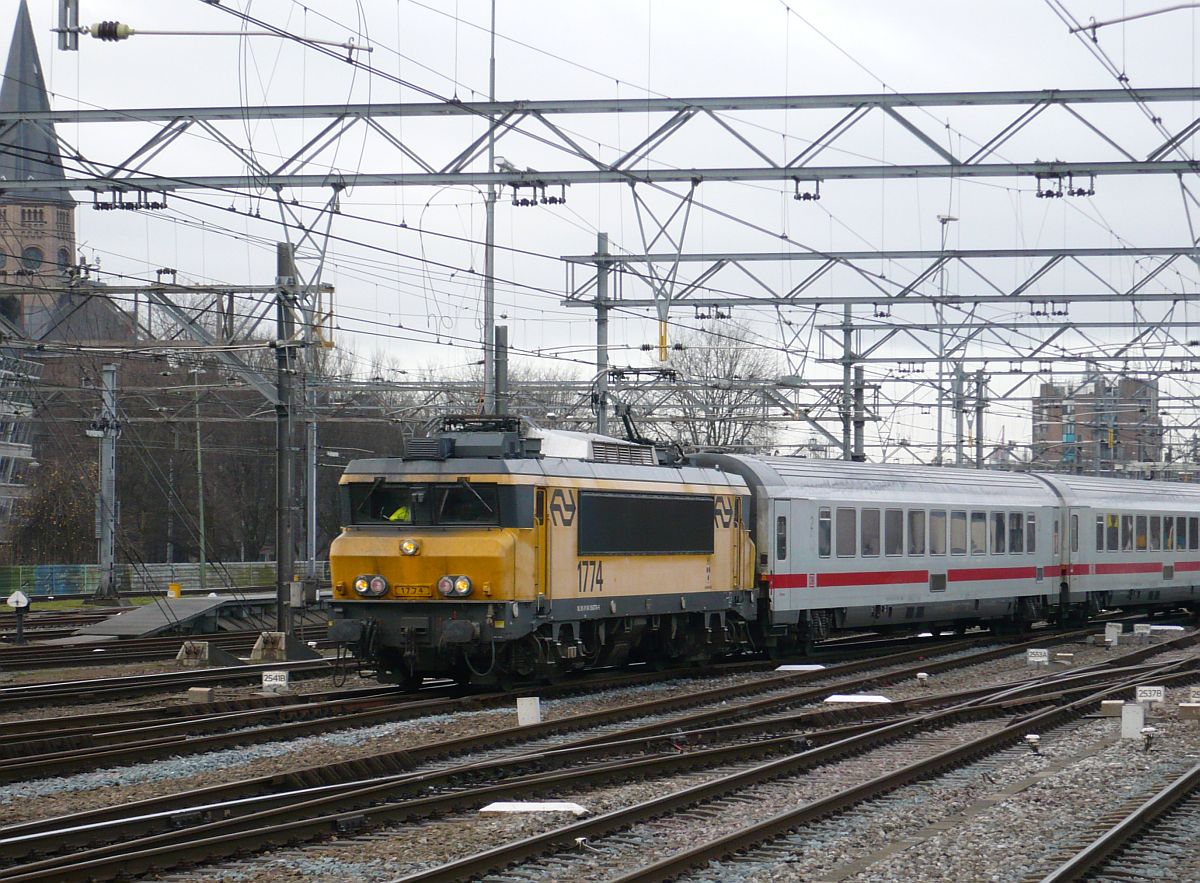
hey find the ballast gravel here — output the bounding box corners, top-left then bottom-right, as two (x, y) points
(156, 636), (1200, 883)
(0, 668), (775, 823)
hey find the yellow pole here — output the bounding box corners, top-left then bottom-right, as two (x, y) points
(658, 320), (668, 361)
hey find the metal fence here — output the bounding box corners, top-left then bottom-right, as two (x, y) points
(0, 561), (331, 596)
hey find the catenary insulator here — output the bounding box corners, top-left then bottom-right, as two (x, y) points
(89, 22), (135, 41)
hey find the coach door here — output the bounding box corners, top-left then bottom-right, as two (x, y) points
(534, 487), (548, 600)
(773, 500), (793, 606)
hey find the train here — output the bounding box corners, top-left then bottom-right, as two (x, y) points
(327, 415), (1200, 687)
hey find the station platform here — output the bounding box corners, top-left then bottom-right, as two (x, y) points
(73, 594), (328, 639)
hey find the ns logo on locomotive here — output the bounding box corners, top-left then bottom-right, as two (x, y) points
(329, 415), (1200, 688)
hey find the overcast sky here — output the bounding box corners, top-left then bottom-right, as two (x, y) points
(8, 1), (1200, 459)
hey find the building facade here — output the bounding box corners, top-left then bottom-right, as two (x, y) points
(1031, 374), (1164, 475)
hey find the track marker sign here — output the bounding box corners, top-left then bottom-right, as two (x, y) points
(1026, 648), (1049, 665)
(1135, 685), (1165, 705)
(5, 591), (28, 609)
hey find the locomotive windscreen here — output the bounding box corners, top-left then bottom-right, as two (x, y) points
(578, 492), (715, 555)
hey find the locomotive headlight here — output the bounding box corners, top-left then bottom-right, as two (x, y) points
(399, 539), (420, 556)
(437, 575), (472, 597)
(354, 575), (389, 597)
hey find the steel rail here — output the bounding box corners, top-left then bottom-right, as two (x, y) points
(0, 634), (1053, 858)
(1037, 762), (1200, 882)
(0, 659), (1157, 881)
(0, 631), (1169, 880)
(605, 665), (1200, 883)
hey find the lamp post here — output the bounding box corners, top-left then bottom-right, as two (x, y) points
(191, 367), (206, 592)
(935, 214), (958, 465)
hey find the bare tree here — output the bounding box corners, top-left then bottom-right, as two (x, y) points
(660, 323), (780, 450)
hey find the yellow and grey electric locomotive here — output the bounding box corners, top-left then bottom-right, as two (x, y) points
(328, 416), (755, 687)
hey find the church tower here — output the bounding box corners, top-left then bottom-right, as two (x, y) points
(0, 0), (76, 337)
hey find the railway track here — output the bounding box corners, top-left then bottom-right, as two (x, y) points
(0, 629), (1186, 881)
(1028, 761), (1200, 882)
(0, 629), (1075, 784)
(0, 627), (330, 671)
(0, 658), (338, 710)
(395, 658), (1200, 883)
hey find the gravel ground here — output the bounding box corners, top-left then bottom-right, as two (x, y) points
(677, 707), (1200, 882)
(0, 664), (366, 725)
(151, 635), (1200, 883)
(0, 668), (778, 824)
(159, 719), (1010, 882)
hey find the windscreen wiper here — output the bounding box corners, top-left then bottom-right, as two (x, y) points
(457, 477), (494, 513)
(355, 476), (385, 515)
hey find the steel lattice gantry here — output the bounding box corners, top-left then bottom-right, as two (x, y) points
(0, 87), (1196, 194)
(6, 85), (1200, 466)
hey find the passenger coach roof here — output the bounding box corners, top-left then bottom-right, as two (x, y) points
(1038, 473), (1200, 508)
(341, 456), (748, 489)
(692, 454), (1055, 506)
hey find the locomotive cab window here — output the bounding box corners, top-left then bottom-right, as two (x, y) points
(818, 508), (831, 558)
(347, 481), (502, 526)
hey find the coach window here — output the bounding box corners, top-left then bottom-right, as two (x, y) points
(950, 511), (967, 555)
(1121, 515), (1134, 551)
(930, 510), (947, 556)
(1027, 513), (1037, 554)
(885, 509), (904, 556)
(862, 509), (881, 557)
(1150, 516), (1162, 552)
(1009, 513), (1024, 554)
(1070, 514), (1078, 553)
(1095, 515), (1105, 552)
(991, 512), (1006, 556)
(836, 508), (856, 558)
(1191, 517), (1200, 551)
(1177, 517), (1188, 551)
(1165, 517), (1177, 551)
(818, 508), (832, 558)
(908, 510), (926, 555)
(1135, 515), (1147, 550)
(970, 512), (987, 556)
(776, 516), (787, 560)
(1106, 513), (1119, 552)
